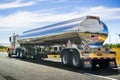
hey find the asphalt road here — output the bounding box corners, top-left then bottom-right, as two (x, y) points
(0, 52), (120, 80)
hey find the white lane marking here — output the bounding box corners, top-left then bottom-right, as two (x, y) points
(85, 73), (118, 80)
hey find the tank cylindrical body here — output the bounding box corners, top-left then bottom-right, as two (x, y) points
(18, 16), (108, 46)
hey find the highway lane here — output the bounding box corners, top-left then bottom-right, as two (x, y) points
(0, 52), (119, 80)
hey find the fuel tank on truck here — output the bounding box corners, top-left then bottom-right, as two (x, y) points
(18, 16), (108, 47)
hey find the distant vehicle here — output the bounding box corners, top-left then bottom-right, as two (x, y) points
(8, 16), (117, 69)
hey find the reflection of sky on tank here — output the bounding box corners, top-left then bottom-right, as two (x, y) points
(88, 42), (103, 47)
(78, 19), (104, 33)
(100, 21), (108, 34)
(78, 19), (109, 47)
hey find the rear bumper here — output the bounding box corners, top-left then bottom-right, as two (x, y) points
(80, 58), (117, 69)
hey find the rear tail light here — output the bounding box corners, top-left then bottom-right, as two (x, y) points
(110, 61), (115, 65)
(84, 61), (90, 64)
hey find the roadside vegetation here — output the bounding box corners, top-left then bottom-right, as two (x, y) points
(104, 43), (120, 48)
(0, 45), (8, 52)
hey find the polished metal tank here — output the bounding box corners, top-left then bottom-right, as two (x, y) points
(18, 16), (108, 46)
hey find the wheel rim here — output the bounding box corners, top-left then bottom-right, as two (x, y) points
(20, 52), (23, 58)
(62, 54), (67, 64)
(16, 52), (19, 57)
(72, 54), (79, 66)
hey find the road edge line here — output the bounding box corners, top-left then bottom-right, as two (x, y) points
(85, 73), (118, 80)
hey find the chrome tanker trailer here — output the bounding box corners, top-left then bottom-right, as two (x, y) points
(8, 16), (117, 69)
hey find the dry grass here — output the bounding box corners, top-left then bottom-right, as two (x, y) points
(0, 49), (7, 52)
(111, 48), (120, 65)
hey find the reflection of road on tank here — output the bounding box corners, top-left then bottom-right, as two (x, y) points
(77, 32), (88, 45)
(77, 32), (108, 46)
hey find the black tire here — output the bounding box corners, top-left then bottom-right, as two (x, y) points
(91, 60), (97, 69)
(71, 52), (81, 68)
(61, 52), (72, 66)
(8, 52), (11, 58)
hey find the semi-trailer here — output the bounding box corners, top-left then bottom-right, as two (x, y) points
(8, 15), (117, 69)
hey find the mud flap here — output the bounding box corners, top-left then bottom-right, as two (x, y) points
(109, 59), (117, 68)
(81, 59), (92, 69)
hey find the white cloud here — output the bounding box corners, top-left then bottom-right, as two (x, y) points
(105, 34), (120, 44)
(0, 28), (17, 32)
(74, 6), (120, 20)
(0, 6), (120, 29)
(37, 0), (67, 3)
(0, 0), (37, 9)
(0, 6), (120, 44)
(0, 11), (78, 29)
(53, 0), (67, 3)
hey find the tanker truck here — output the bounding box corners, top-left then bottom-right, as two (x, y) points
(8, 15), (117, 69)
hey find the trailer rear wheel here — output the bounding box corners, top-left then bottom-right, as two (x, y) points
(71, 52), (80, 68)
(61, 53), (71, 66)
(8, 52), (11, 58)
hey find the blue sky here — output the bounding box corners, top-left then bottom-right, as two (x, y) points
(0, 0), (120, 45)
